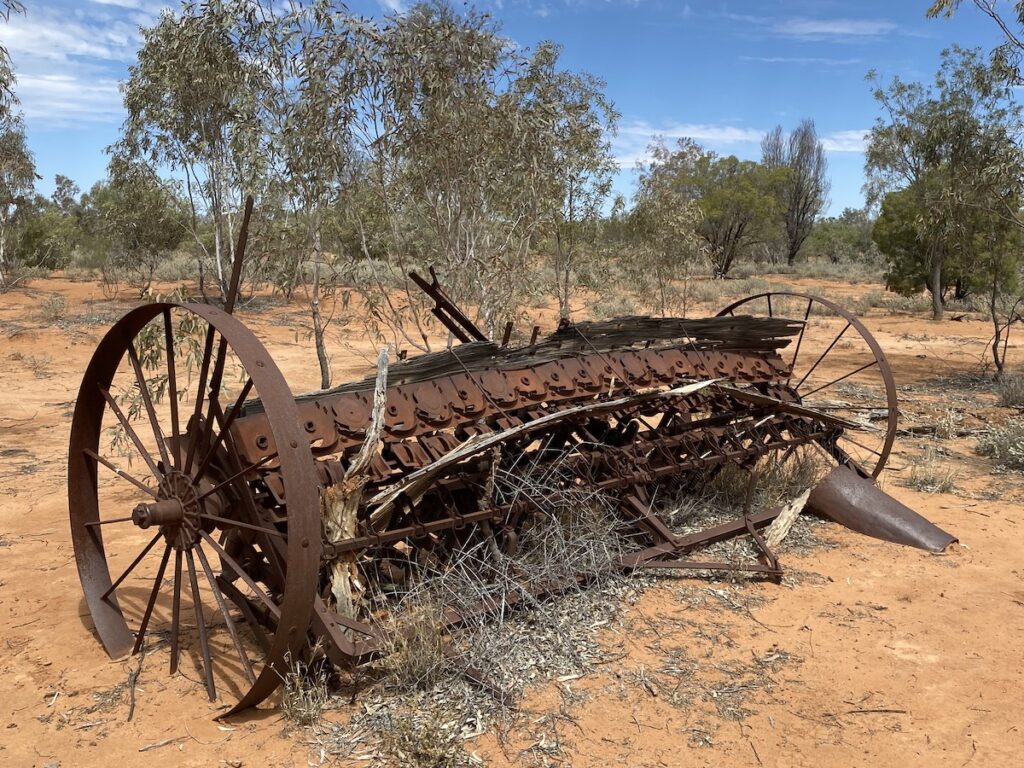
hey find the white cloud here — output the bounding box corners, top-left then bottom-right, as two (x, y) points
(774, 18), (896, 39)
(613, 119), (764, 168)
(741, 55), (862, 66)
(5, 10), (142, 63)
(727, 13), (896, 42)
(378, 0), (406, 12)
(612, 121), (869, 168)
(89, 0), (168, 10)
(16, 73), (123, 123)
(821, 129), (869, 153)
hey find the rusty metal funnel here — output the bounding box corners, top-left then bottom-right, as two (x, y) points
(807, 466), (957, 553)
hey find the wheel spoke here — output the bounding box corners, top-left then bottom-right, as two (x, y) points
(795, 321), (852, 391)
(101, 532), (162, 600)
(132, 544), (171, 655)
(193, 377), (254, 482)
(83, 448), (159, 499)
(127, 342), (171, 471)
(801, 359), (880, 400)
(196, 544), (256, 685)
(199, 512), (286, 539)
(786, 298), (813, 385)
(170, 549), (183, 674)
(185, 549), (217, 701)
(98, 385), (162, 479)
(163, 308), (181, 467)
(767, 294), (773, 318)
(84, 516), (134, 528)
(184, 325), (217, 475)
(199, 530), (281, 618)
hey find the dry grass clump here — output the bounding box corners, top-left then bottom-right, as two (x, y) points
(379, 602), (447, 692)
(379, 708), (473, 768)
(996, 375), (1024, 408)
(904, 446), (956, 493)
(976, 417), (1024, 471)
(280, 657), (331, 727)
(39, 293), (67, 322)
(935, 407), (962, 440)
(697, 450), (826, 512)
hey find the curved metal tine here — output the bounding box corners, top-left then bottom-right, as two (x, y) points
(132, 544), (172, 655)
(199, 512), (286, 540)
(801, 359), (880, 400)
(126, 342), (171, 471)
(841, 433), (883, 458)
(829, 441), (872, 478)
(194, 452), (279, 505)
(184, 324), (217, 476)
(170, 549), (183, 674)
(83, 448), (159, 500)
(185, 549), (217, 701)
(163, 308), (181, 467)
(786, 298), (814, 386)
(794, 321), (852, 391)
(199, 530), (280, 619)
(193, 377), (254, 482)
(98, 385), (162, 480)
(196, 544), (256, 684)
(101, 532), (163, 600)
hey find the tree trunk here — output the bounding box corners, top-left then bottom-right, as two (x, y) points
(930, 254), (944, 321)
(0, 222), (7, 290)
(554, 230), (571, 320)
(990, 279), (1005, 377)
(786, 239), (799, 267)
(323, 348), (388, 627)
(310, 220), (331, 390)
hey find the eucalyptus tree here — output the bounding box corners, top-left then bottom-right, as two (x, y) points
(88, 159), (187, 295)
(1, 1), (25, 111)
(761, 120), (830, 266)
(511, 43), (618, 319)
(626, 143), (706, 316)
(0, 110), (35, 290)
(928, 1), (1024, 76)
(345, 2), (616, 348)
(249, 0), (368, 388)
(866, 46), (1023, 321)
(642, 138), (782, 278)
(116, 0), (271, 300)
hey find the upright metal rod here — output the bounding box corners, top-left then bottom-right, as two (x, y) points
(224, 195), (255, 316)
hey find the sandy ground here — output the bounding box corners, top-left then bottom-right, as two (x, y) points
(0, 274), (1022, 767)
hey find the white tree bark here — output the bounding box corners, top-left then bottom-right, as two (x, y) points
(322, 346), (389, 623)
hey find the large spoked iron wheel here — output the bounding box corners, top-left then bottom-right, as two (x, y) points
(717, 292), (898, 479)
(68, 302), (321, 714)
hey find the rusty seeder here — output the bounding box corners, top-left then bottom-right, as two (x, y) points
(68, 204), (956, 714)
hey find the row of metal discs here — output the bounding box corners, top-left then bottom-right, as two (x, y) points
(235, 345), (792, 479)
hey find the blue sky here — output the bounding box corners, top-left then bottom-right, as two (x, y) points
(2, 0), (1002, 214)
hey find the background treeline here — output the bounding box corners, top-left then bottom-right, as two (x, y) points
(1, 0), (1023, 382)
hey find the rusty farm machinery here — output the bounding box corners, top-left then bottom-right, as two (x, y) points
(68, 216), (956, 714)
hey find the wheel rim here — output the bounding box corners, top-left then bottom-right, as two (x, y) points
(68, 302), (321, 713)
(717, 292), (898, 478)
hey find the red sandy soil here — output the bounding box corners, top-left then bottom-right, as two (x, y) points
(0, 274), (1021, 767)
